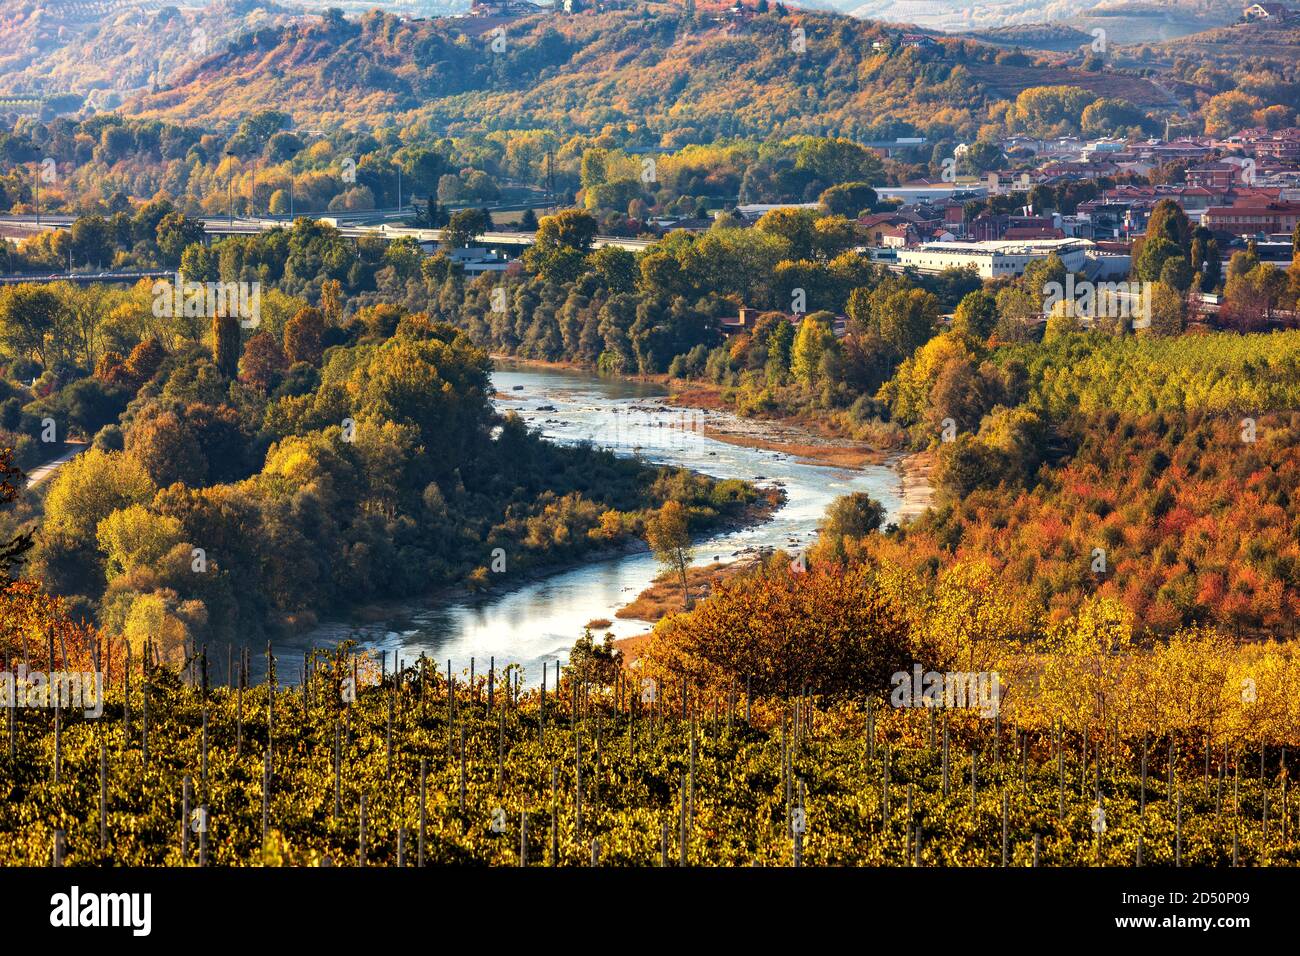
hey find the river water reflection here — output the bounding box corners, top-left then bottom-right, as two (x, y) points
(281, 364), (902, 685)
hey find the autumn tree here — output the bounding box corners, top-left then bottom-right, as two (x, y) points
(1203, 91), (1263, 137)
(644, 563), (911, 698)
(239, 331), (289, 392)
(320, 278), (344, 326)
(126, 407), (207, 488)
(0, 447), (33, 584)
(284, 306), (326, 365)
(790, 313), (837, 385)
(42, 447), (155, 555)
(646, 499), (694, 611)
(1145, 199), (1191, 249)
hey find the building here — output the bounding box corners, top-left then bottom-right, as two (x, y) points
(733, 202), (822, 221)
(1186, 160), (1247, 190)
(872, 33), (939, 51)
(1240, 129), (1300, 162)
(1081, 139), (1127, 160)
(719, 307), (764, 335)
(970, 213), (1059, 242)
(1243, 3), (1294, 21)
(1147, 139), (1216, 163)
(1202, 199), (1300, 235)
(875, 184), (987, 205)
(894, 238), (1093, 279)
(436, 246), (510, 275)
(719, 309), (847, 338)
(857, 213), (920, 247)
(468, 0), (542, 14)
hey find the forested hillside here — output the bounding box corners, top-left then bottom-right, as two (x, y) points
(120, 6), (1166, 141)
(0, 1), (305, 108)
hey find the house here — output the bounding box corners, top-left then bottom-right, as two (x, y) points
(719, 307), (763, 335)
(871, 33), (939, 51)
(1147, 139), (1216, 163)
(436, 246), (511, 275)
(857, 213), (919, 247)
(942, 202), (966, 234)
(1243, 3), (1294, 21)
(1240, 128), (1300, 162)
(469, 0), (541, 14)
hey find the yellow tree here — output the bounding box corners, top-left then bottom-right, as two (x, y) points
(646, 500), (694, 611)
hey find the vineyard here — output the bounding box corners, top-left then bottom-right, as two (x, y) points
(3, 640), (1296, 867)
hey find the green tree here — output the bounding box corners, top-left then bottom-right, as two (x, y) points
(878, 288), (938, 356)
(822, 492), (885, 538)
(588, 246), (637, 294)
(524, 209), (599, 283)
(156, 212), (207, 268)
(70, 215), (114, 268)
(794, 137), (883, 185)
(213, 314), (241, 378)
(0, 284), (63, 367)
(819, 182), (878, 217)
(1134, 237), (1183, 284)
(96, 504), (186, 580)
(442, 208), (490, 249)
(951, 289), (998, 341)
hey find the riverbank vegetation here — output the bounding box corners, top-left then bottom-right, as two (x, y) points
(0, 298), (762, 667)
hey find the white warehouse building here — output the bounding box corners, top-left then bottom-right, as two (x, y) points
(894, 238), (1094, 278)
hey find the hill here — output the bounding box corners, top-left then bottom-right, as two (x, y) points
(1141, 17), (1300, 65)
(959, 22), (1095, 52)
(117, 6), (1179, 141)
(0, 0), (305, 109)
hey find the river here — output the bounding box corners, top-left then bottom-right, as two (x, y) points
(280, 364), (902, 685)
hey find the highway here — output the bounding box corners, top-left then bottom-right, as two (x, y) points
(0, 214), (654, 253)
(0, 270), (172, 285)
